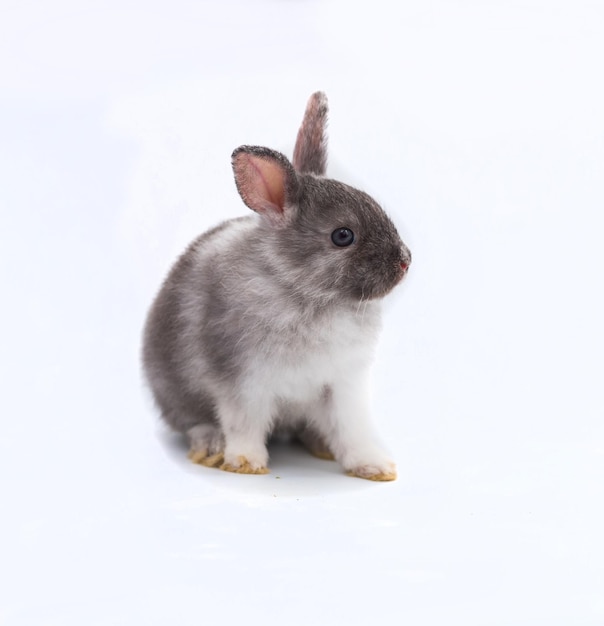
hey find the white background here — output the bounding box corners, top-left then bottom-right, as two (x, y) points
(1, 1), (603, 624)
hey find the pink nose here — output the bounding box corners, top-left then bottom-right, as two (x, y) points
(400, 262), (409, 272)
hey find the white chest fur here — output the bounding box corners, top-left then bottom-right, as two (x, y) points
(239, 303), (382, 413)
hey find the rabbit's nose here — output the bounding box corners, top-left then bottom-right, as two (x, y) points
(400, 251), (411, 272)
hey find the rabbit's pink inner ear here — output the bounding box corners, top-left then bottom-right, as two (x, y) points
(235, 153), (286, 215)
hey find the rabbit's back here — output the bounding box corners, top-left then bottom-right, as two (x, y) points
(142, 215), (256, 430)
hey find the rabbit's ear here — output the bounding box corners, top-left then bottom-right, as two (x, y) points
(293, 91), (328, 175)
(232, 146), (300, 225)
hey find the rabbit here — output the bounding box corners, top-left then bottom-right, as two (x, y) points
(142, 92), (412, 481)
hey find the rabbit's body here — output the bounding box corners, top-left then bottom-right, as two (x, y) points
(143, 93), (411, 480)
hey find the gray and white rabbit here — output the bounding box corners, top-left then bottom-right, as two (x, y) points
(143, 92), (411, 481)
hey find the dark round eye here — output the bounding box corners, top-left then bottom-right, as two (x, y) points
(331, 227), (355, 247)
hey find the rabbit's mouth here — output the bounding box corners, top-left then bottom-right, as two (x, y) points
(394, 255), (411, 283)
(390, 265), (408, 290)
(378, 257), (410, 295)
(356, 263), (409, 300)
(396, 247), (412, 282)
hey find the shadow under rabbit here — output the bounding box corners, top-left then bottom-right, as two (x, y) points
(156, 429), (396, 498)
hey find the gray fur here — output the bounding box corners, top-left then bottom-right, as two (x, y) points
(293, 91), (328, 175)
(142, 93), (412, 476)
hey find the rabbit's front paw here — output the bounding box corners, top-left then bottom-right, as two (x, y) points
(220, 443), (269, 475)
(341, 445), (397, 481)
(220, 455), (269, 475)
(346, 462), (397, 481)
(344, 451), (397, 481)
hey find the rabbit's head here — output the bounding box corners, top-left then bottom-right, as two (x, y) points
(231, 92), (411, 303)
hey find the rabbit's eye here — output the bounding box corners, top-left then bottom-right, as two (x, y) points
(331, 228), (355, 247)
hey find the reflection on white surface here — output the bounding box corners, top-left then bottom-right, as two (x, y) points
(1, 1), (603, 624)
